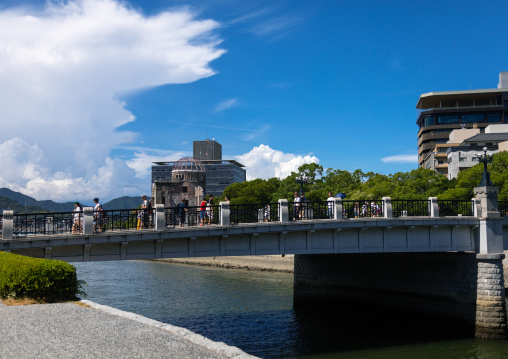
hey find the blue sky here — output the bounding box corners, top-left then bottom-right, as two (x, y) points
(0, 0), (506, 201)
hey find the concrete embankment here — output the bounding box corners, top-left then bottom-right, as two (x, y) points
(0, 300), (258, 359)
(154, 255), (294, 273)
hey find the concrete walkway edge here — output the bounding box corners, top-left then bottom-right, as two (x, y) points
(81, 300), (259, 359)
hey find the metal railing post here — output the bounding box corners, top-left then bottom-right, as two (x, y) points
(382, 197), (393, 219)
(45, 215), (54, 235)
(278, 199), (289, 223)
(220, 202), (230, 226)
(258, 208), (264, 222)
(2, 210), (13, 239)
(155, 204), (165, 230)
(333, 198), (343, 220)
(82, 207), (94, 235)
(473, 198), (482, 218)
(429, 197), (439, 217)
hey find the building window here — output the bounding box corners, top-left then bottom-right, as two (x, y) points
(487, 113), (501, 123)
(437, 115), (459, 124)
(183, 186), (188, 193)
(422, 116), (434, 127)
(461, 114), (484, 123)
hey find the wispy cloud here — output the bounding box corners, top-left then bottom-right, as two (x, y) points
(381, 154), (418, 164)
(248, 14), (302, 40)
(169, 120), (270, 133)
(214, 98), (238, 112)
(225, 3), (306, 41)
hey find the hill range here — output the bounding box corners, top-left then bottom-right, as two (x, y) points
(0, 188), (145, 213)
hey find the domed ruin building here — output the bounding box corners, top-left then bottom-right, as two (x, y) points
(151, 157), (206, 207)
(151, 139), (246, 198)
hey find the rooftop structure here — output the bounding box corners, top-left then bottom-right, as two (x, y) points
(416, 72), (508, 167)
(152, 140), (246, 197)
(172, 157), (206, 173)
(193, 139), (222, 162)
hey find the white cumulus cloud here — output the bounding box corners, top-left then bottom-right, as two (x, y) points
(0, 0), (224, 201)
(381, 154), (418, 164)
(124, 148), (189, 179)
(235, 144), (319, 180)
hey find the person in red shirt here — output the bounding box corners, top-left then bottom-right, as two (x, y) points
(200, 199), (207, 226)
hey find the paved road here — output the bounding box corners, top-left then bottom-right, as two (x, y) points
(0, 300), (258, 359)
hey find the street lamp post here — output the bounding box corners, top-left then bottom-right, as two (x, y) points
(476, 147), (494, 186)
(296, 174), (308, 196)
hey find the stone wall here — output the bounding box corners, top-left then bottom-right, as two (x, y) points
(154, 255), (294, 273)
(294, 253), (507, 339)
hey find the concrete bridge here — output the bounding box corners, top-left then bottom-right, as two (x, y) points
(1, 183), (508, 339)
(0, 196), (504, 262)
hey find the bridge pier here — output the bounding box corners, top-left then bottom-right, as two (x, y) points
(476, 254), (507, 339)
(294, 252), (507, 339)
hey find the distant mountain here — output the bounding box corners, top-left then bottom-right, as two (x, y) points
(0, 196), (48, 214)
(103, 196), (145, 210)
(0, 187), (147, 213)
(0, 188), (75, 212)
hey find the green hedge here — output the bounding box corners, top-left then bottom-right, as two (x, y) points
(0, 252), (85, 302)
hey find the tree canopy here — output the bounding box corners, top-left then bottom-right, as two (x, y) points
(219, 152), (508, 204)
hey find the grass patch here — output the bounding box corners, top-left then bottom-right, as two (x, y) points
(2, 298), (92, 307)
(2, 297), (44, 306)
(74, 301), (91, 308)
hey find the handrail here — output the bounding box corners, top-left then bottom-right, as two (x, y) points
(229, 203), (279, 224)
(341, 200), (384, 219)
(1, 197), (504, 239)
(437, 200), (474, 217)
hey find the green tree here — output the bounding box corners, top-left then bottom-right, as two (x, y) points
(220, 153), (508, 204)
(222, 178), (280, 204)
(398, 168), (453, 199)
(440, 151), (508, 201)
(271, 163), (325, 202)
(318, 168), (365, 200)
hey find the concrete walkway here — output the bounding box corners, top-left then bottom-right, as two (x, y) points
(0, 300), (258, 359)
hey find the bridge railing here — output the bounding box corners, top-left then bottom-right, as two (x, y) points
(437, 200), (474, 217)
(2, 196), (506, 239)
(12, 212), (77, 237)
(229, 203), (279, 224)
(288, 201), (333, 221)
(164, 205), (220, 228)
(391, 200), (430, 218)
(96, 209), (153, 232)
(341, 200), (384, 219)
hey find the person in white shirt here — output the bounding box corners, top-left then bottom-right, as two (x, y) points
(327, 192), (335, 219)
(72, 202), (82, 234)
(293, 192), (301, 220)
(93, 198), (103, 233)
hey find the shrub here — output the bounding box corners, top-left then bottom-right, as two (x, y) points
(0, 252), (85, 302)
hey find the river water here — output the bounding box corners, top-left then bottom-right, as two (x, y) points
(73, 260), (508, 359)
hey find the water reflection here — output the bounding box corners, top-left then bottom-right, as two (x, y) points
(73, 261), (508, 359)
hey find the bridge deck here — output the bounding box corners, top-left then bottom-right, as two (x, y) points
(1, 216), (499, 262)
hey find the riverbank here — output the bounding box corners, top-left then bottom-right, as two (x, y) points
(154, 255), (294, 273)
(0, 299), (258, 359)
